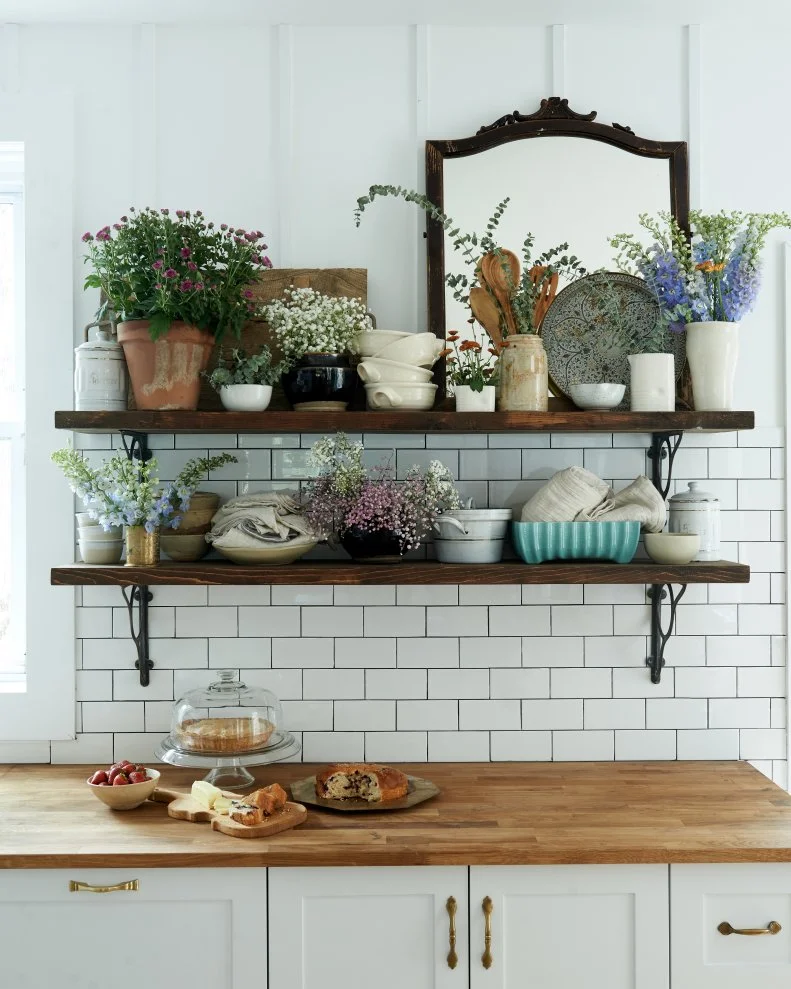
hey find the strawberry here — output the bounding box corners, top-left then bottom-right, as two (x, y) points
(88, 770), (108, 785)
(112, 773), (130, 786)
(128, 771), (147, 784)
(107, 766), (124, 783)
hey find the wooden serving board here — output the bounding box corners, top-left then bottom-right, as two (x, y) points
(150, 786), (307, 839)
(289, 774), (440, 813)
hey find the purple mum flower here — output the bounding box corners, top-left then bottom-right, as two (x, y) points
(163, 268), (177, 279)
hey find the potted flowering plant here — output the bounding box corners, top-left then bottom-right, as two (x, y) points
(305, 433), (461, 562)
(204, 346), (291, 412)
(611, 210), (791, 410)
(82, 207), (273, 410)
(441, 330), (498, 411)
(264, 286), (371, 411)
(51, 449), (236, 566)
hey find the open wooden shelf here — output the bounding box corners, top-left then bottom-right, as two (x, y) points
(54, 409), (755, 435)
(51, 560), (750, 587)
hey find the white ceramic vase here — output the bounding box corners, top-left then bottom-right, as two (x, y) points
(219, 384), (273, 412)
(454, 385), (496, 412)
(627, 353), (675, 412)
(685, 321), (739, 411)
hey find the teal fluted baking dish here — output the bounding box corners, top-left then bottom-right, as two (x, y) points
(511, 520), (640, 564)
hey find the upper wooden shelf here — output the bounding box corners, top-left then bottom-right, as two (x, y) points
(51, 560), (750, 587)
(54, 409), (755, 435)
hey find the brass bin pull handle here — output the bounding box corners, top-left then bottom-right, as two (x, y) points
(718, 920), (781, 936)
(446, 896), (458, 969)
(69, 880), (139, 894)
(482, 896), (494, 969)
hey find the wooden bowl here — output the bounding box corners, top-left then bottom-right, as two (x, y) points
(87, 768), (160, 810)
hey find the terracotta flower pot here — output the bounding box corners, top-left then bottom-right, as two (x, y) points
(117, 320), (215, 411)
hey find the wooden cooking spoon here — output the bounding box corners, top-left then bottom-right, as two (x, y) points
(480, 250), (520, 337)
(469, 285), (504, 353)
(530, 265), (559, 331)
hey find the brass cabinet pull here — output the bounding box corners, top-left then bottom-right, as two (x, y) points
(718, 920), (781, 936)
(482, 896), (494, 969)
(69, 880), (139, 894)
(446, 896), (458, 969)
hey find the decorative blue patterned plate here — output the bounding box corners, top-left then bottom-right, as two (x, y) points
(511, 520), (640, 564)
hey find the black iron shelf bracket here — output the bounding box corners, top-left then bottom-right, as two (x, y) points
(120, 429), (154, 685)
(646, 430), (686, 682)
(121, 585), (154, 686)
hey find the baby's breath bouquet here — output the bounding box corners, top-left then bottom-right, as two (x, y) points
(305, 433), (461, 554)
(52, 450), (236, 532)
(264, 286), (371, 361)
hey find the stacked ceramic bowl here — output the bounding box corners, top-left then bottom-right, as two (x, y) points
(160, 491), (218, 562)
(76, 513), (123, 564)
(357, 330), (443, 411)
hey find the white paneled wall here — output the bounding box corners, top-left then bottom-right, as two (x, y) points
(0, 12), (787, 776)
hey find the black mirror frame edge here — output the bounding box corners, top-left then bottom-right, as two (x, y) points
(424, 96), (690, 401)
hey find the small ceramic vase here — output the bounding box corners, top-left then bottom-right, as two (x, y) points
(454, 385), (496, 412)
(628, 353), (675, 412)
(686, 321), (739, 411)
(498, 335), (548, 411)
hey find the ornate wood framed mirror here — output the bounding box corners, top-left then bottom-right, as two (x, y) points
(424, 97), (690, 400)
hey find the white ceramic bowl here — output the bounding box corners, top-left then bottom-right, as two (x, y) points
(79, 540), (123, 564)
(219, 384), (273, 412)
(75, 513), (99, 527)
(87, 768), (160, 811)
(374, 333), (443, 368)
(356, 329), (410, 358)
(433, 509), (513, 542)
(78, 526), (123, 542)
(644, 532), (700, 565)
(214, 535), (318, 565)
(357, 358), (434, 385)
(364, 382), (437, 411)
(434, 538), (505, 564)
(569, 382), (626, 410)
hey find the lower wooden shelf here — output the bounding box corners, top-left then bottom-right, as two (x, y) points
(51, 560), (750, 587)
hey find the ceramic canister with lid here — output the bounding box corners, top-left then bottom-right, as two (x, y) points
(668, 481), (721, 561)
(74, 323), (128, 411)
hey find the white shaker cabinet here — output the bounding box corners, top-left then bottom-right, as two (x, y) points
(0, 868), (265, 989)
(268, 866), (468, 989)
(469, 864), (669, 989)
(672, 864), (791, 989)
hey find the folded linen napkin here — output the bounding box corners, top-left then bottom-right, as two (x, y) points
(577, 475), (666, 533)
(520, 467), (612, 523)
(206, 491), (314, 549)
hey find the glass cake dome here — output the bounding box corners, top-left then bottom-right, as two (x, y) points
(156, 669), (299, 788)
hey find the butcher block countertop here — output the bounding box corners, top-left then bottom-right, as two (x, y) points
(3, 761), (791, 869)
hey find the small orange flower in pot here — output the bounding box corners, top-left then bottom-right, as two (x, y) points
(445, 331), (498, 412)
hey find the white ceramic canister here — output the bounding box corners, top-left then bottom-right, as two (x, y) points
(75, 323), (128, 411)
(668, 481), (721, 561)
(627, 353), (675, 412)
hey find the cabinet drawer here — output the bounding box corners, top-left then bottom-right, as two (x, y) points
(672, 864), (791, 989)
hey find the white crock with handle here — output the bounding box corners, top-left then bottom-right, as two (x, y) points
(668, 481), (721, 562)
(74, 322), (128, 411)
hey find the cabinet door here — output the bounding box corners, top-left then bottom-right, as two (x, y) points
(0, 868), (265, 989)
(470, 864), (669, 989)
(269, 866), (467, 989)
(672, 863), (791, 989)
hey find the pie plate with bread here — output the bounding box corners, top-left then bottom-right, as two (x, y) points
(150, 779), (307, 839)
(155, 669), (300, 789)
(290, 763), (440, 812)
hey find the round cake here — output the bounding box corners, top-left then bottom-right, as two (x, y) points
(173, 717), (275, 754)
(315, 763), (409, 802)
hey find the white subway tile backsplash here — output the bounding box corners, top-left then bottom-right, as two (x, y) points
(553, 730), (614, 761)
(428, 730), (489, 761)
(490, 668), (549, 699)
(490, 731), (552, 760)
(60, 429), (786, 768)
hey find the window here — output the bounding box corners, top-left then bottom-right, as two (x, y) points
(0, 144), (25, 693)
(0, 94), (74, 741)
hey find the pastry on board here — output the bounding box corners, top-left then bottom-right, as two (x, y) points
(315, 763), (409, 802)
(229, 802), (264, 826)
(248, 783), (288, 816)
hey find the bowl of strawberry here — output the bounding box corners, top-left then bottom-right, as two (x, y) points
(86, 760), (160, 810)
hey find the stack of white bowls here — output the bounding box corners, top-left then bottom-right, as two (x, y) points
(77, 512), (123, 564)
(357, 331), (443, 410)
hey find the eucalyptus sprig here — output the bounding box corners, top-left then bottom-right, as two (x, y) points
(205, 347), (291, 391)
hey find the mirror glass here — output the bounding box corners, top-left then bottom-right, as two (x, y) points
(442, 136), (672, 336)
